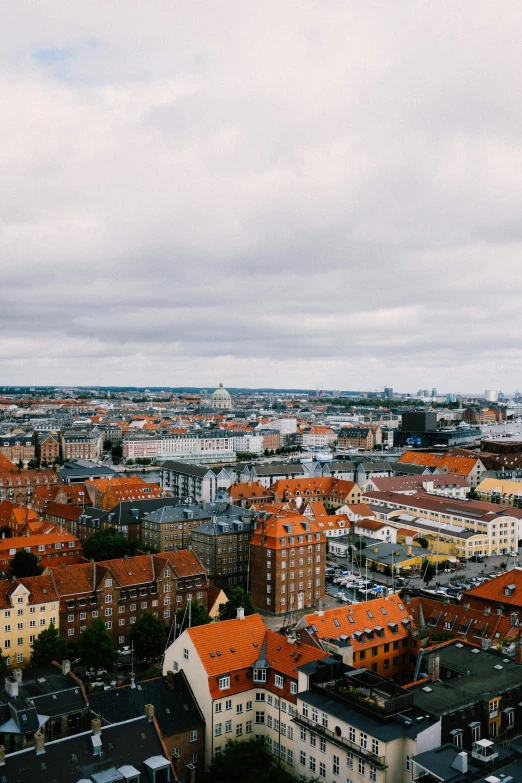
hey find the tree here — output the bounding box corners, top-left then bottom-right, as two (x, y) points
(210, 739), (300, 783)
(467, 487), (479, 500)
(27, 458), (39, 469)
(17, 460), (24, 470)
(421, 558), (436, 584)
(176, 599), (211, 633)
(128, 610), (167, 659)
(83, 528), (134, 562)
(218, 587), (256, 621)
(416, 537), (430, 550)
(30, 623), (70, 667)
(383, 565), (392, 577)
(10, 550), (43, 578)
(0, 652), (9, 676)
(103, 439), (112, 451)
(77, 618), (118, 669)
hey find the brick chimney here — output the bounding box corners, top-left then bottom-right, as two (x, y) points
(62, 660), (70, 676)
(35, 730), (45, 755)
(145, 703), (155, 721)
(427, 654), (440, 682)
(91, 717), (102, 735)
(166, 670), (175, 690)
(484, 606), (491, 616)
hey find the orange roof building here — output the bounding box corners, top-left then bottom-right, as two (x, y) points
(163, 612), (329, 770)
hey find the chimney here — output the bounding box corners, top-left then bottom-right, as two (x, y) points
(237, 606), (245, 620)
(5, 678), (18, 698)
(62, 660), (71, 676)
(166, 670), (175, 690)
(13, 669), (22, 683)
(484, 606), (491, 616)
(516, 633), (522, 665)
(187, 763), (196, 783)
(407, 545), (412, 557)
(91, 717), (102, 735)
(451, 751), (468, 774)
(405, 593), (411, 605)
(0, 745), (5, 766)
(34, 730), (45, 755)
(145, 703), (155, 721)
(427, 654), (440, 682)
(482, 637), (492, 651)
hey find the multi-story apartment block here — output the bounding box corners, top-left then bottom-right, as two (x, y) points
(249, 510), (327, 615)
(0, 527), (82, 573)
(85, 476), (168, 509)
(256, 429), (281, 452)
(162, 612), (329, 771)
(35, 432), (61, 465)
(295, 659), (441, 783)
(0, 467), (61, 504)
(338, 426), (376, 450)
(61, 430), (103, 462)
(271, 477), (362, 511)
(190, 506), (257, 589)
(0, 434), (35, 466)
(361, 489), (521, 557)
(295, 595), (417, 683)
(142, 503), (215, 552)
(0, 574), (60, 667)
(49, 550), (208, 646)
(301, 426), (337, 449)
(161, 462), (234, 502)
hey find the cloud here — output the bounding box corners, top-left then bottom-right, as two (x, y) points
(1, 1), (522, 391)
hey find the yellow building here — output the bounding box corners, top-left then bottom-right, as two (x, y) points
(363, 541), (449, 575)
(388, 513), (489, 560)
(0, 575), (60, 668)
(476, 477), (522, 507)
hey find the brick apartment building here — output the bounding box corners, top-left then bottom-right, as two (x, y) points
(35, 433), (61, 465)
(0, 527), (82, 574)
(0, 434), (35, 466)
(271, 477), (362, 511)
(190, 508), (256, 590)
(48, 549), (209, 646)
(61, 430), (103, 462)
(338, 427), (376, 450)
(249, 510), (327, 615)
(0, 467), (61, 505)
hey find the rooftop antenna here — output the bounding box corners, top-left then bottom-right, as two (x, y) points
(130, 641), (135, 688)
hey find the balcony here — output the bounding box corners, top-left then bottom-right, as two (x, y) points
(312, 669), (413, 721)
(293, 713), (386, 768)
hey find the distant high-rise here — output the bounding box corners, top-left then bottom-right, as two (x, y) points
(383, 387), (393, 399)
(446, 393), (457, 403)
(484, 390), (498, 403)
(431, 387), (437, 397)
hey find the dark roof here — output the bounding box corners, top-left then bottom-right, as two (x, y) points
(89, 672), (204, 737)
(60, 460), (117, 482)
(160, 461), (215, 477)
(1, 714), (171, 783)
(0, 665), (87, 735)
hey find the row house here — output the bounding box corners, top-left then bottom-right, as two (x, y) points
(162, 612), (329, 771)
(48, 549), (208, 646)
(271, 477), (362, 511)
(0, 468), (61, 505)
(0, 434), (35, 466)
(0, 527), (82, 573)
(249, 510), (327, 615)
(295, 595), (418, 683)
(0, 575), (60, 668)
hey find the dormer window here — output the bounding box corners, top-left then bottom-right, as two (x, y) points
(253, 668), (267, 683)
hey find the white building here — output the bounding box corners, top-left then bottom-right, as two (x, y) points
(211, 383), (233, 410)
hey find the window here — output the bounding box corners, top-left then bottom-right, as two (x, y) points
(68, 614), (74, 623)
(319, 737), (326, 753)
(275, 674), (284, 689)
(225, 720), (232, 733)
(92, 610), (98, 619)
(349, 727), (355, 743)
(246, 720), (252, 733)
(215, 723), (222, 736)
(255, 711), (265, 724)
(218, 676), (230, 690)
(310, 732), (316, 748)
(236, 724), (243, 736)
(215, 702), (222, 713)
(256, 693), (265, 702)
(332, 755), (339, 776)
(319, 762), (326, 779)
(300, 751), (306, 766)
(406, 755), (411, 772)
(371, 738), (379, 755)
(68, 629), (74, 637)
(237, 703), (243, 714)
(309, 757), (316, 773)
(225, 699), (232, 710)
(358, 759), (365, 776)
(190, 730), (198, 742)
(254, 668), (267, 683)
(39, 618), (46, 626)
(184, 648), (189, 660)
(470, 723), (481, 742)
(105, 594), (113, 603)
(347, 752), (354, 769)
(246, 700), (252, 711)
(105, 608), (112, 617)
(360, 733), (367, 749)
(369, 764), (377, 782)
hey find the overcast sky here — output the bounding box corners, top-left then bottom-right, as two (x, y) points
(2, 2), (522, 393)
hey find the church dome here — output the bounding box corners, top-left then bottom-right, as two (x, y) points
(211, 383), (232, 409)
